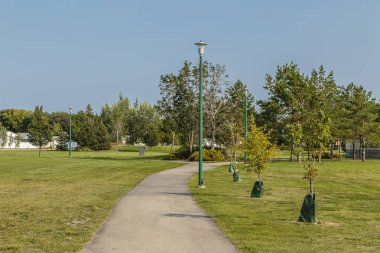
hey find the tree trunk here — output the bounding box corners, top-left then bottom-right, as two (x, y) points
(39, 146), (41, 157)
(309, 178), (313, 195)
(211, 121), (216, 150)
(307, 146), (310, 160)
(297, 151), (302, 163)
(318, 147), (322, 163)
(290, 144), (294, 162)
(353, 141), (356, 160)
(189, 129), (194, 154)
(330, 144), (333, 158)
(171, 132), (175, 152)
(338, 142), (342, 159)
(116, 129), (119, 159)
(362, 139), (366, 162)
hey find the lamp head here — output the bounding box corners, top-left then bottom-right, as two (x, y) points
(195, 40), (207, 56)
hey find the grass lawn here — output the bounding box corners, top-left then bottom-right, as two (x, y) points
(0, 149), (181, 252)
(190, 159), (380, 253)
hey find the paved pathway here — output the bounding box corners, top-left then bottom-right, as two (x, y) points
(82, 162), (239, 253)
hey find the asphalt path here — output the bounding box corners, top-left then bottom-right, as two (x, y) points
(81, 162), (239, 253)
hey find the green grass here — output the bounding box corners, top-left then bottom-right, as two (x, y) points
(0, 149), (181, 252)
(190, 159), (380, 253)
(117, 145), (178, 153)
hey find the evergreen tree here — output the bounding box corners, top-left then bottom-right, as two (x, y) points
(28, 106), (52, 157)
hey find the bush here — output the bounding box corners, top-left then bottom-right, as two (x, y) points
(165, 145), (192, 160)
(166, 152), (176, 160)
(189, 149), (225, 161)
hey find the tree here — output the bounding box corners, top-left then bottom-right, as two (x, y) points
(28, 106), (52, 157)
(73, 104), (111, 151)
(101, 93), (130, 143)
(127, 101), (161, 146)
(222, 80), (255, 142)
(0, 123), (7, 148)
(56, 126), (68, 151)
(0, 109), (32, 132)
(157, 61), (198, 152)
(342, 83), (379, 161)
(299, 160), (318, 224)
(260, 63), (310, 161)
(15, 133), (21, 148)
(196, 63), (229, 149)
(245, 119), (278, 198)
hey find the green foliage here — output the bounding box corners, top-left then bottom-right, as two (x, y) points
(28, 106), (52, 156)
(157, 61), (198, 149)
(56, 129), (68, 151)
(127, 101), (161, 146)
(0, 109), (32, 132)
(188, 148), (225, 161)
(342, 83), (379, 161)
(303, 161), (318, 182)
(101, 93), (130, 143)
(73, 105), (112, 151)
(166, 145), (192, 160)
(0, 123), (7, 147)
(245, 120), (278, 180)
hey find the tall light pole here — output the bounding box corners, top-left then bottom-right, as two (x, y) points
(69, 107), (72, 158)
(244, 91), (248, 163)
(195, 40), (207, 188)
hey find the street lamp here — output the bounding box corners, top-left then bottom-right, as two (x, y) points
(69, 107), (72, 158)
(195, 40), (207, 188)
(244, 90), (248, 163)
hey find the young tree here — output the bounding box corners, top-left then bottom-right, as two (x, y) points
(28, 106), (52, 157)
(245, 120), (278, 198)
(15, 133), (21, 148)
(101, 93), (130, 156)
(0, 123), (7, 148)
(298, 160), (318, 224)
(56, 126), (68, 151)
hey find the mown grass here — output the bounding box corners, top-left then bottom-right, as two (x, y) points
(190, 159), (380, 253)
(0, 149), (181, 252)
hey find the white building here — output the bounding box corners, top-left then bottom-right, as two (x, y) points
(1, 131), (57, 149)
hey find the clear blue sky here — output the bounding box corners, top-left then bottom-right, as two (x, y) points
(1, 0), (379, 113)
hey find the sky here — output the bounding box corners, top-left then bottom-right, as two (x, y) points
(1, 0), (379, 113)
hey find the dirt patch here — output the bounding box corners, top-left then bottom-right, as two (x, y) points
(67, 217), (90, 227)
(291, 220), (342, 227)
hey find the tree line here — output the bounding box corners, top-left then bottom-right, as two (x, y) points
(1, 61), (379, 161)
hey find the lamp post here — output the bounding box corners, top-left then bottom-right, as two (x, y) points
(69, 107), (72, 158)
(244, 91), (248, 163)
(195, 40), (207, 188)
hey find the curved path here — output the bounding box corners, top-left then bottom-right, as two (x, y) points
(82, 162), (239, 253)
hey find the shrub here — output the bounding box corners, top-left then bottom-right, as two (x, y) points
(189, 149), (225, 161)
(166, 152), (176, 160)
(165, 145), (192, 160)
